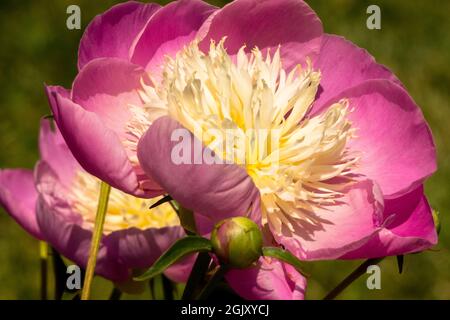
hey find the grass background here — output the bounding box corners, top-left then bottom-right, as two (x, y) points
(0, 0), (448, 299)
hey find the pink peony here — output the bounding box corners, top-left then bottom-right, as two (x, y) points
(46, 0), (217, 197)
(44, 0), (437, 299)
(0, 119), (191, 282)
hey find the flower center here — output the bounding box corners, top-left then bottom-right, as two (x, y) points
(69, 171), (179, 234)
(127, 40), (359, 236)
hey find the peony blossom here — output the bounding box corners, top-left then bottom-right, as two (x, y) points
(0, 119), (191, 282)
(45, 0), (437, 299)
(46, 0), (217, 197)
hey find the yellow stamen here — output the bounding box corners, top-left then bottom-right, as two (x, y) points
(127, 40), (358, 236)
(69, 171), (179, 234)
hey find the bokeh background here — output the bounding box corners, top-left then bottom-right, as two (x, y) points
(0, 0), (448, 299)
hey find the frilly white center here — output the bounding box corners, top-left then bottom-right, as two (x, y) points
(127, 40), (359, 236)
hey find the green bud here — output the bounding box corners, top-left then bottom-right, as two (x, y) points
(432, 209), (441, 235)
(210, 217), (263, 269)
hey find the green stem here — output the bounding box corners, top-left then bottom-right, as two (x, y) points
(152, 275), (165, 300)
(51, 248), (67, 300)
(39, 241), (48, 300)
(150, 275), (174, 300)
(162, 275), (174, 300)
(173, 282), (184, 300)
(323, 257), (384, 300)
(109, 287), (122, 300)
(148, 280), (154, 300)
(197, 265), (228, 300)
(81, 182), (111, 300)
(182, 251), (211, 300)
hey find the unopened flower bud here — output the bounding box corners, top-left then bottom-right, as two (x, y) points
(211, 217), (263, 269)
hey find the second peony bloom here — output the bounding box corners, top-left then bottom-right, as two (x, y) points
(0, 119), (192, 283)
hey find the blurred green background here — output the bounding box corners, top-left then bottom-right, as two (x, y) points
(0, 0), (448, 299)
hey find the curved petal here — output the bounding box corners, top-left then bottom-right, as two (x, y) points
(44, 85), (70, 121)
(226, 257), (307, 300)
(342, 186), (438, 259)
(199, 0), (323, 70)
(0, 169), (42, 240)
(35, 161), (129, 281)
(194, 212), (216, 237)
(315, 79), (437, 198)
(72, 58), (147, 138)
(131, 0), (217, 72)
(49, 88), (142, 196)
(163, 253), (196, 283)
(276, 180), (385, 260)
(39, 118), (78, 187)
(69, 58), (164, 196)
(311, 34), (401, 109)
(78, 1), (161, 70)
(137, 116), (261, 225)
(103, 226), (185, 269)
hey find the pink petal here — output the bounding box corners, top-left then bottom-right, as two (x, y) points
(342, 186), (438, 258)
(0, 169), (43, 240)
(311, 34), (401, 110)
(35, 161), (129, 281)
(131, 0), (217, 71)
(276, 180), (385, 260)
(104, 226), (185, 269)
(315, 79), (437, 198)
(226, 257), (307, 300)
(37, 198), (129, 282)
(163, 254), (196, 283)
(72, 58), (147, 138)
(199, 0), (323, 70)
(70, 58), (164, 196)
(49, 89), (142, 196)
(103, 223), (195, 282)
(137, 116), (261, 225)
(78, 1), (161, 70)
(44, 85), (70, 121)
(39, 118), (78, 188)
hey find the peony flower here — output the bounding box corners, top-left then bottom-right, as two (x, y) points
(46, 0), (217, 197)
(135, 0), (437, 297)
(45, 0), (437, 299)
(0, 119), (191, 283)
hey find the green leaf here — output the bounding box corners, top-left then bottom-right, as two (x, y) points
(170, 200), (197, 234)
(149, 195), (172, 209)
(151, 275), (165, 300)
(134, 236), (212, 281)
(178, 206), (198, 234)
(262, 247), (309, 277)
(396, 255), (404, 274)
